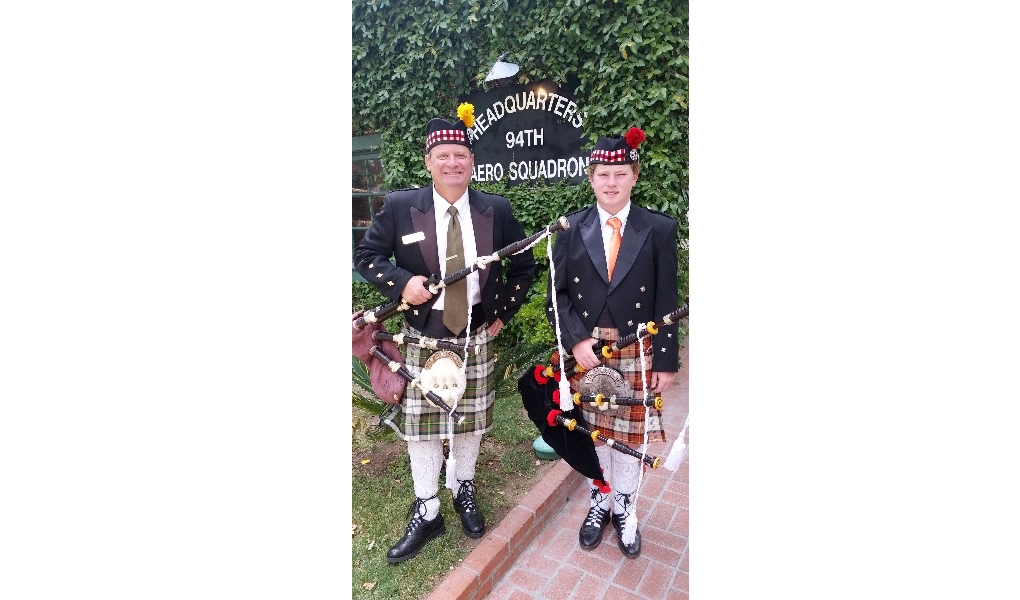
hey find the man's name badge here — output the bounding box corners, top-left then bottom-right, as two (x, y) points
(402, 231), (426, 245)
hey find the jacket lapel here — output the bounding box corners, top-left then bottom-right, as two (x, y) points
(469, 191), (494, 291)
(607, 205), (650, 294)
(409, 186), (440, 276)
(580, 208), (609, 285)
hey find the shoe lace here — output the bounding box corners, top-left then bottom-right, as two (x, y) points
(455, 479), (478, 513)
(406, 495), (436, 529)
(584, 505), (609, 527)
(614, 492), (633, 520)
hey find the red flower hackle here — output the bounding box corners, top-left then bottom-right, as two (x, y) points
(624, 126), (646, 149)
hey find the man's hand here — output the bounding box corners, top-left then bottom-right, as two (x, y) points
(401, 275), (434, 305)
(486, 318), (504, 337)
(571, 337), (601, 371)
(649, 371), (677, 394)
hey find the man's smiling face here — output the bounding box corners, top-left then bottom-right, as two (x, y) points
(425, 143), (474, 197)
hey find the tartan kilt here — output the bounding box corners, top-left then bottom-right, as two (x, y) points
(569, 326), (666, 445)
(381, 322), (495, 441)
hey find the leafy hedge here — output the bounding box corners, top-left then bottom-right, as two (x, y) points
(353, 0), (688, 348)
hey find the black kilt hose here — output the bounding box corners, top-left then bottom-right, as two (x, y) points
(381, 323), (495, 441)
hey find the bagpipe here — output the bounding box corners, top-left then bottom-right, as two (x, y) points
(535, 303), (690, 382)
(371, 331), (481, 356)
(517, 301), (690, 481)
(369, 345), (467, 425)
(352, 217), (571, 423)
(569, 392), (664, 410)
(545, 408), (660, 469)
(352, 216), (570, 331)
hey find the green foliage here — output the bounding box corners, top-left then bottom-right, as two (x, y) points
(352, 357), (388, 415)
(491, 338), (552, 405)
(352, 281), (388, 312)
(353, 0), (689, 300)
(353, 281), (406, 333)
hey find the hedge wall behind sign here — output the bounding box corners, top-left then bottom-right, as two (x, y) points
(353, 0), (689, 344)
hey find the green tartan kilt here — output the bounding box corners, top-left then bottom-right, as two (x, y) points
(569, 326), (666, 446)
(381, 322), (495, 441)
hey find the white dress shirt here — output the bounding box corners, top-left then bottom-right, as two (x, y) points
(432, 187), (481, 309)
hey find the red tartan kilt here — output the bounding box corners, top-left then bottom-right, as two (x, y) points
(569, 326), (666, 445)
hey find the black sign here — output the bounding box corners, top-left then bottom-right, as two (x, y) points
(462, 80), (589, 186)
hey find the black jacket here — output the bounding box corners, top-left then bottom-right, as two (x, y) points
(354, 185), (536, 331)
(547, 204), (680, 372)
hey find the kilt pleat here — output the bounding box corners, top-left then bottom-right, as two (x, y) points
(381, 323), (495, 441)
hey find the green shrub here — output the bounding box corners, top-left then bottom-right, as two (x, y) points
(353, 0), (689, 302)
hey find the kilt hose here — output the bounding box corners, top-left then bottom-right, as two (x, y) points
(381, 322), (495, 441)
(569, 326), (667, 445)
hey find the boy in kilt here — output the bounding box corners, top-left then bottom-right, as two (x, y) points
(354, 104), (536, 563)
(546, 128), (680, 558)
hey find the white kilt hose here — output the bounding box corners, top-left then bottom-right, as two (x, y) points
(381, 323), (495, 441)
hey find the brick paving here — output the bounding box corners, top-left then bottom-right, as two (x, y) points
(427, 341), (690, 600)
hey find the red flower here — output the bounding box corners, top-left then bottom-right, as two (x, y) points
(624, 127), (646, 149)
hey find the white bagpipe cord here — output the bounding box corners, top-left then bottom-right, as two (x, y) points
(622, 323), (652, 546)
(546, 234), (573, 411)
(664, 414), (689, 472)
(448, 226), (557, 489)
(445, 280), (473, 492)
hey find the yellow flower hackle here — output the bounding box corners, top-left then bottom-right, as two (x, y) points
(457, 102), (475, 128)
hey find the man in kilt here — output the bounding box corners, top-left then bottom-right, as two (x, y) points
(354, 104), (536, 563)
(546, 128), (679, 558)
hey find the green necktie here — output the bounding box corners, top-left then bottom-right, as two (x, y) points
(443, 205), (468, 335)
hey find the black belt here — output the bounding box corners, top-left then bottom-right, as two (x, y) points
(418, 303), (486, 338)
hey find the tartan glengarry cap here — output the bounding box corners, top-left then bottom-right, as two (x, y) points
(425, 119), (472, 153)
(589, 127), (646, 165)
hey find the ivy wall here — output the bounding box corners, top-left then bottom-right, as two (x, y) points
(352, 0), (688, 348)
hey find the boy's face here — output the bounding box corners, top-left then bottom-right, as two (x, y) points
(589, 164), (639, 214)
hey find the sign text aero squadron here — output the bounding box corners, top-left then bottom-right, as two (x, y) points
(463, 80), (589, 186)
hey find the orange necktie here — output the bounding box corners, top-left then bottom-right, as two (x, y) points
(607, 216), (622, 281)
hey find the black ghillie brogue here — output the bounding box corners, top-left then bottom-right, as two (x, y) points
(386, 496), (446, 564)
(579, 484), (612, 549)
(579, 505), (611, 549)
(452, 479), (485, 538)
(611, 492), (641, 558)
